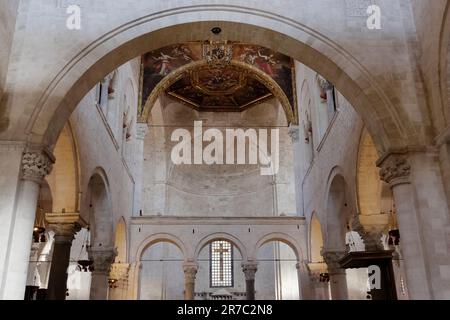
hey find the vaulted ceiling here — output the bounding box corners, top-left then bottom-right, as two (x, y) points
(166, 64), (273, 112)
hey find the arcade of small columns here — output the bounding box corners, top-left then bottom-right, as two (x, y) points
(11, 128), (449, 300)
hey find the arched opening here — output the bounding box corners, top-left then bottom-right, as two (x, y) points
(139, 241), (184, 300)
(195, 238), (245, 300)
(256, 240), (299, 300)
(87, 172), (113, 248)
(32, 19), (409, 156)
(309, 213), (324, 263)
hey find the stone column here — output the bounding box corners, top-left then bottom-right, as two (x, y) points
(133, 123), (149, 216)
(45, 213), (83, 300)
(437, 138), (450, 206)
(88, 246), (117, 300)
(183, 262), (198, 300)
(108, 263), (130, 300)
(307, 263), (331, 300)
(322, 250), (348, 300)
(2, 148), (54, 300)
(296, 261), (313, 300)
(378, 152), (434, 299)
(242, 261), (258, 300)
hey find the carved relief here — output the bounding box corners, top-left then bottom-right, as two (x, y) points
(379, 154), (411, 185)
(21, 150), (54, 182)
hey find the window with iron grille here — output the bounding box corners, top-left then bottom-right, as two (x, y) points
(210, 240), (233, 287)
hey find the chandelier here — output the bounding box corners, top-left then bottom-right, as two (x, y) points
(203, 40), (233, 68)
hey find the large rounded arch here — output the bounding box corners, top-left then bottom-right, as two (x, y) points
(23, 10), (410, 154)
(140, 59), (295, 124)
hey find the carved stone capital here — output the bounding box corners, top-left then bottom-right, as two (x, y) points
(135, 123), (149, 140)
(241, 261), (258, 281)
(288, 125), (300, 143)
(183, 262), (198, 283)
(21, 148), (55, 182)
(109, 263), (130, 282)
(45, 213), (85, 243)
(321, 250), (346, 271)
(88, 246), (117, 274)
(361, 225), (386, 251)
(378, 154), (411, 186)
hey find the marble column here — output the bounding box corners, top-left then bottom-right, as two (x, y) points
(183, 262), (198, 300)
(242, 261), (258, 300)
(378, 151), (442, 299)
(108, 263), (130, 300)
(45, 213), (83, 300)
(321, 250), (348, 300)
(1, 148), (54, 300)
(88, 246), (117, 300)
(133, 123), (148, 216)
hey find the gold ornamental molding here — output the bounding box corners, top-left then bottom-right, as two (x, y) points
(138, 60), (297, 125)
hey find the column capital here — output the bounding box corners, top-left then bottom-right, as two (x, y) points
(45, 213), (85, 243)
(241, 261), (258, 281)
(21, 147), (55, 183)
(288, 125), (300, 143)
(378, 153), (411, 186)
(109, 263), (130, 284)
(88, 246), (117, 274)
(321, 250), (346, 271)
(136, 122), (149, 140)
(182, 262), (198, 282)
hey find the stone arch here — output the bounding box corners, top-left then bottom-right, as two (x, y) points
(27, 11), (409, 154)
(114, 217), (127, 263)
(254, 232), (302, 261)
(194, 232), (248, 262)
(86, 168), (113, 247)
(324, 167), (351, 250)
(140, 59), (295, 124)
(45, 123), (79, 213)
(309, 212), (324, 263)
(135, 233), (187, 262)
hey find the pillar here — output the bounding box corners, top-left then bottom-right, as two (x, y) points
(183, 262), (198, 300)
(88, 246), (117, 300)
(437, 139), (450, 206)
(378, 150), (450, 299)
(108, 263), (130, 300)
(242, 261), (258, 300)
(322, 250), (348, 300)
(45, 213), (84, 300)
(133, 123), (148, 216)
(296, 261), (313, 299)
(1, 148), (54, 299)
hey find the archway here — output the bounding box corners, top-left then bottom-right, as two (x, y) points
(139, 241), (184, 300)
(29, 17), (410, 155)
(256, 239), (299, 300)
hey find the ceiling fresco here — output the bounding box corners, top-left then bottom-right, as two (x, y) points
(139, 42), (296, 116)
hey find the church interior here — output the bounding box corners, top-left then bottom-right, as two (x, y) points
(1, 0), (450, 301)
